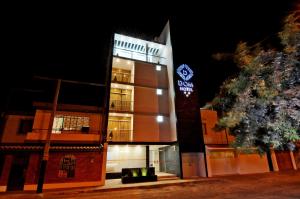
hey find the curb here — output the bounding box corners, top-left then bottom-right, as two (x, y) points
(47, 178), (222, 195)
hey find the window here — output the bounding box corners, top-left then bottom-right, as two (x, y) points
(111, 68), (131, 83)
(58, 154), (76, 178)
(18, 119), (33, 134)
(52, 115), (89, 134)
(156, 115), (163, 123)
(110, 88), (132, 112)
(156, 65), (161, 71)
(156, 89), (162, 95)
(108, 116), (132, 141)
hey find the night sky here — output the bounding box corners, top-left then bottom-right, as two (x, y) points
(1, 0), (298, 111)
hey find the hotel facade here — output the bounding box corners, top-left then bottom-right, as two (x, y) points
(0, 22), (299, 192)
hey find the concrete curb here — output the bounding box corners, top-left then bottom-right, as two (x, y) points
(44, 178), (221, 195)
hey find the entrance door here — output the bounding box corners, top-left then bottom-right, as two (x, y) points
(159, 150), (166, 172)
(7, 154), (29, 191)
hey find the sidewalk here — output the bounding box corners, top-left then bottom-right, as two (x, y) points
(0, 178), (217, 198)
(45, 178), (212, 194)
(1, 171), (299, 199)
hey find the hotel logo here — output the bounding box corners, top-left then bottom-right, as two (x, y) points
(176, 64), (194, 97)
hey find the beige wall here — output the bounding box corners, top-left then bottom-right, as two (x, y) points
(1, 115), (34, 143)
(133, 114), (172, 142)
(27, 110), (102, 143)
(134, 62), (168, 88)
(134, 87), (169, 115)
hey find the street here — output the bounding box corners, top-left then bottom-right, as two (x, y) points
(1, 171), (300, 199)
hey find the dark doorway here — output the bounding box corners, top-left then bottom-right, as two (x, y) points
(7, 154), (29, 191)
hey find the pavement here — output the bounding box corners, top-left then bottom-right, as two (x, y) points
(0, 170), (300, 199)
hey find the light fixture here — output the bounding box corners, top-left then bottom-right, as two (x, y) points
(116, 58), (120, 63)
(127, 61), (131, 65)
(157, 115), (163, 123)
(156, 89), (162, 95)
(156, 65), (161, 71)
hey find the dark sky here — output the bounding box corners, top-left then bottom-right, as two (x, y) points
(1, 0), (298, 111)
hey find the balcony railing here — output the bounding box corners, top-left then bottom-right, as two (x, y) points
(111, 72), (132, 83)
(107, 129), (132, 142)
(26, 129), (101, 142)
(109, 100), (133, 112)
(29, 128), (100, 134)
(113, 47), (167, 65)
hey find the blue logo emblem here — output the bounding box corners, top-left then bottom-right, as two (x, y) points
(176, 64), (193, 81)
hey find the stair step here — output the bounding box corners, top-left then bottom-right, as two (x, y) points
(157, 176), (180, 181)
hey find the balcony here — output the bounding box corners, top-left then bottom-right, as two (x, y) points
(107, 129), (132, 142)
(109, 100), (133, 112)
(26, 129), (101, 143)
(111, 71), (132, 84)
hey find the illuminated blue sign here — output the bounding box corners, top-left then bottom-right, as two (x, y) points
(176, 64), (194, 97)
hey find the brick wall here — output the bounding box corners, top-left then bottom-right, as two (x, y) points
(44, 151), (104, 183)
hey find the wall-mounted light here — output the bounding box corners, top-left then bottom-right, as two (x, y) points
(156, 89), (162, 95)
(157, 115), (163, 123)
(156, 65), (161, 71)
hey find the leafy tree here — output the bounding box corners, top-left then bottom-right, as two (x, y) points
(211, 11), (300, 154)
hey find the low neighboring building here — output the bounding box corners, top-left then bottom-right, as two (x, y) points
(200, 108), (274, 177)
(0, 103), (106, 191)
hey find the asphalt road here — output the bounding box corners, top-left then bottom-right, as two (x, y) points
(1, 171), (300, 199)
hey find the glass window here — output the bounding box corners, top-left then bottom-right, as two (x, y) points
(52, 115), (89, 134)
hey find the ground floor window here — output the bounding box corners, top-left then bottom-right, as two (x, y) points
(106, 144), (180, 178)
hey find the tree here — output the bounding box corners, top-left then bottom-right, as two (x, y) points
(211, 10), (300, 154)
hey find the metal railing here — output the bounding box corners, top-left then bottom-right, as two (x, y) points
(111, 72), (132, 83)
(107, 129), (132, 142)
(109, 100), (133, 112)
(30, 128), (100, 135)
(113, 47), (167, 65)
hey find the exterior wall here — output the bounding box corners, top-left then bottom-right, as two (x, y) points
(275, 151), (297, 170)
(133, 115), (159, 142)
(25, 153), (40, 186)
(27, 110), (102, 143)
(206, 147), (270, 177)
(201, 109), (270, 177)
(1, 115), (34, 143)
(134, 62), (168, 88)
(134, 87), (158, 114)
(133, 114), (172, 142)
(294, 149), (300, 169)
(181, 153), (206, 178)
(0, 155), (13, 192)
(200, 109), (234, 145)
(24, 150), (106, 190)
(134, 87), (169, 115)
